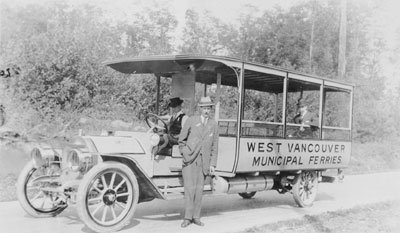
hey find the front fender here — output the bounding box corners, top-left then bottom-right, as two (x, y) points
(101, 155), (165, 203)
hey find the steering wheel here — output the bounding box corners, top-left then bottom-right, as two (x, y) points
(145, 113), (168, 133)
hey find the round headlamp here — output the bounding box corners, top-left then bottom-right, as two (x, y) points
(66, 149), (79, 172)
(149, 133), (161, 147)
(66, 149), (92, 172)
(31, 147), (55, 168)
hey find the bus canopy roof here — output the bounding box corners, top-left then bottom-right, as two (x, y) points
(104, 54), (353, 93)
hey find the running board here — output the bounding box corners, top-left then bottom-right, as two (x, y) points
(321, 175), (337, 183)
(161, 185), (212, 200)
(320, 169), (344, 183)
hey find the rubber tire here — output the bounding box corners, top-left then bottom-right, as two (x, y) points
(238, 191), (257, 199)
(292, 171), (318, 207)
(17, 161), (66, 217)
(76, 162), (139, 233)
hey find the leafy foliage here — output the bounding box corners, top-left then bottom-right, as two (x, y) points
(0, 0), (398, 142)
(179, 9), (229, 54)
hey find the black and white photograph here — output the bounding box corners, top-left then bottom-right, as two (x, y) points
(1, 0), (399, 232)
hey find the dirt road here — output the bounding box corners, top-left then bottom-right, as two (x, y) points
(1, 171), (399, 233)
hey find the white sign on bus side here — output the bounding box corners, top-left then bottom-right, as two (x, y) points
(236, 138), (351, 172)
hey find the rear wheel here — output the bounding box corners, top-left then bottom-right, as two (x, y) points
(292, 170), (318, 207)
(17, 161), (66, 217)
(238, 191), (257, 199)
(76, 162), (139, 233)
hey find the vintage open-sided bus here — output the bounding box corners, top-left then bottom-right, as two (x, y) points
(17, 55), (353, 232)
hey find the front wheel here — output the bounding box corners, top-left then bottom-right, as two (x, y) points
(292, 170), (318, 207)
(76, 162), (139, 233)
(17, 161), (67, 217)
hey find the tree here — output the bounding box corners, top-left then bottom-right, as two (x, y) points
(1, 1), (182, 133)
(121, 4), (178, 56)
(1, 0), (397, 142)
(180, 9), (229, 54)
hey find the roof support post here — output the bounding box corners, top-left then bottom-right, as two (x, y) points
(349, 88), (354, 140)
(233, 63), (245, 173)
(283, 73), (288, 138)
(319, 81), (325, 139)
(215, 73), (222, 122)
(156, 75), (160, 115)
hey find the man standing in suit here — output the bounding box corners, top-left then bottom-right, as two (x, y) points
(178, 96), (219, 228)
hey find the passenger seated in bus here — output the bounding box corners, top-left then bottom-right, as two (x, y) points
(160, 97), (188, 147)
(292, 100), (318, 138)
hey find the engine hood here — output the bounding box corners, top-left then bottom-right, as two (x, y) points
(85, 136), (146, 155)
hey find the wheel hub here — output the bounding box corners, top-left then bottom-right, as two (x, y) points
(103, 189), (117, 205)
(304, 181), (310, 192)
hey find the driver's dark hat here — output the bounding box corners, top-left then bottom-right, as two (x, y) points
(168, 97), (183, 108)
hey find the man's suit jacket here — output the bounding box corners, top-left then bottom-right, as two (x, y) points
(178, 115), (219, 174)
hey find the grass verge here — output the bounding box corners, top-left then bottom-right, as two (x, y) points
(239, 200), (400, 233)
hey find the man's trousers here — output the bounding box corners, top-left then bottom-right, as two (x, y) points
(182, 155), (205, 220)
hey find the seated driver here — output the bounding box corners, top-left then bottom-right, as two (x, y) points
(162, 97), (188, 147)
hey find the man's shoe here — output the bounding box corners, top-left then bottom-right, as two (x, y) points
(192, 219), (204, 226)
(181, 219), (192, 228)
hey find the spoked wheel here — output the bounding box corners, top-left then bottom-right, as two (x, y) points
(17, 161), (66, 217)
(238, 191), (257, 199)
(292, 170), (319, 207)
(77, 162), (139, 233)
